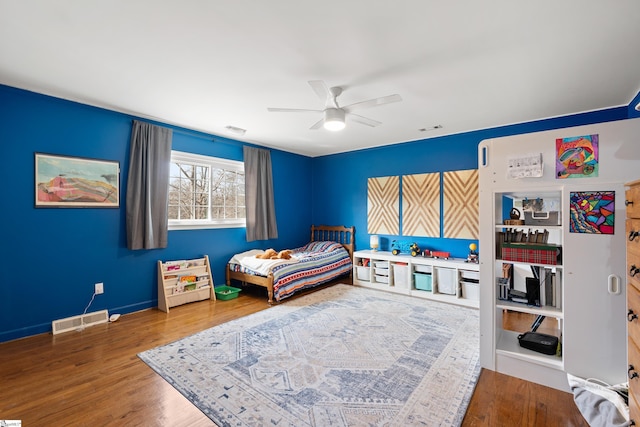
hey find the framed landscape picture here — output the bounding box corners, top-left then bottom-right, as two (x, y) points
(35, 153), (120, 208)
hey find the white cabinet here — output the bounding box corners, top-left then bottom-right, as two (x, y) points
(353, 250), (479, 308)
(157, 255), (215, 313)
(483, 189), (566, 389)
(479, 119), (640, 392)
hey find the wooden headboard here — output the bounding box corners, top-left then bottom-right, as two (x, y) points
(310, 225), (355, 259)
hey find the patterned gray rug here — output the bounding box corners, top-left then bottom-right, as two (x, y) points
(138, 284), (480, 426)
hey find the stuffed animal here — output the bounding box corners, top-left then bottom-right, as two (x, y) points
(276, 249), (292, 260)
(255, 248), (277, 259)
(255, 248), (293, 260)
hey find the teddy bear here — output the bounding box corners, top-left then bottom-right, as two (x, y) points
(255, 248), (293, 260)
(255, 248), (277, 259)
(276, 249), (292, 260)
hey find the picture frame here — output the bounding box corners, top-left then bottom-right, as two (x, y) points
(35, 153), (120, 208)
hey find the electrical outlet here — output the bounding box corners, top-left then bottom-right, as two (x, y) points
(95, 282), (104, 295)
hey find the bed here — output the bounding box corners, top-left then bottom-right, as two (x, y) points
(226, 225), (355, 304)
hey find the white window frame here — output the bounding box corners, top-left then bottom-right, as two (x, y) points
(168, 150), (245, 230)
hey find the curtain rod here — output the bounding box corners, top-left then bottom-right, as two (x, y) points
(171, 127), (215, 141)
(131, 119), (214, 141)
(131, 119), (247, 147)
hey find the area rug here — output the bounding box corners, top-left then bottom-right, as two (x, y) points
(138, 284), (480, 426)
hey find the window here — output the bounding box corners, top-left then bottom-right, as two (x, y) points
(168, 151), (245, 230)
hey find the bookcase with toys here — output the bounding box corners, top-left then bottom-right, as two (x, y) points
(157, 255), (215, 312)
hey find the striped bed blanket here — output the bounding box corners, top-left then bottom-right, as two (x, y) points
(229, 241), (352, 301)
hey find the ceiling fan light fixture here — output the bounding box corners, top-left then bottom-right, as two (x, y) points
(323, 108), (346, 131)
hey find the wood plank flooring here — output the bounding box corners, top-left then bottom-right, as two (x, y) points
(0, 283), (587, 426)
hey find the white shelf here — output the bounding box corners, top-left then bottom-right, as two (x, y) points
(496, 329), (563, 370)
(496, 259), (563, 269)
(353, 250), (479, 308)
(483, 186), (566, 389)
(495, 224), (562, 231)
(496, 301), (563, 318)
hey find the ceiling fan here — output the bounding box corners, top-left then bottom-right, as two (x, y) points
(267, 80), (402, 131)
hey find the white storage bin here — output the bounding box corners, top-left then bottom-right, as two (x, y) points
(435, 268), (457, 295)
(393, 264), (410, 289)
(460, 269), (480, 281)
(374, 267), (389, 276)
(374, 261), (389, 268)
(414, 264), (432, 274)
(462, 282), (480, 300)
(375, 274), (389, 284)
(356, 266), (370, 281)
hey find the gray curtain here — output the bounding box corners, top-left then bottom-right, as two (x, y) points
(244, 146), (278, 241)
(126, 120), (173, 250)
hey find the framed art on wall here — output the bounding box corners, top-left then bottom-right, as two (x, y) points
(35, 153), (120, 208)
(569, 190), (615, 234)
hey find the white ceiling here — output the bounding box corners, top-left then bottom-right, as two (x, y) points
(1, 1), (640, 157)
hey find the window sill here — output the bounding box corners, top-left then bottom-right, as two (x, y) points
(168, 221), (246, 231)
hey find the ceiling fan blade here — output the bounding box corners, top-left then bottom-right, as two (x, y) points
(308, 80), (330, 104)
(267, 107), (322, 113)
(309, 118), (325, 130)
(342, 94), (402, 112)
(348, 113), (382, 127)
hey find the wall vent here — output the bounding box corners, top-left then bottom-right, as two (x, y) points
(52, 310), (109, 335)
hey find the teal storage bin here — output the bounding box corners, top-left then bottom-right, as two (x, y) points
(414, 272), (432, 291)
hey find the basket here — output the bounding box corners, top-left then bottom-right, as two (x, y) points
(215, 285), (242, 300)
(501, 243), (562, 265)
(503, 219), (525, 225)
(524, 211), (561, 226)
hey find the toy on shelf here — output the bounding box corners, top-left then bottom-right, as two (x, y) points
(391, 240), (421, 256)
(466, 243), (479, 263)
(429, 250), (451, 259)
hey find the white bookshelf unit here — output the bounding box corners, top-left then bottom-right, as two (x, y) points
(489, 190), (565, 385)
(352, 250), (480, 308)
(479, 119), (640, 392)
(157, 255), (215, 313)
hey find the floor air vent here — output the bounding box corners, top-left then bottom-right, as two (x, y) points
(52, 310), (109, 335)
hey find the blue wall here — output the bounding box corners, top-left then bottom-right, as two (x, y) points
(2, 83), (638, 342)
(0, 85), (312, 342)
(310, 108), (630, 257)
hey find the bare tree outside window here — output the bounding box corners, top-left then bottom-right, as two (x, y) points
(168, 151), (245, 229)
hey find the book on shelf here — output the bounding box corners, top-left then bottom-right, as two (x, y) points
(497, 277), (510, 300)
(536, 267), (562, 309)
(165, 260), (188, 271)
(526, 277), (540, 306)
(496, 228), (551, 258)
(554, 270), (562, 309)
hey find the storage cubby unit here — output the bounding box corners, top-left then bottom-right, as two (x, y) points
(491, 190), (564, 371)
(158, 255), (215, 313)
(353, 250), (479, 308)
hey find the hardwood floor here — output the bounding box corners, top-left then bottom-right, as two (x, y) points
(0, 284), (587, 426)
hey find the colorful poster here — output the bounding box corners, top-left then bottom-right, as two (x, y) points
(556, 134), (599, 179)
(569, 191), (615, 234)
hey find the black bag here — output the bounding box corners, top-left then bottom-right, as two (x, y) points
(517, 331), (558, 355)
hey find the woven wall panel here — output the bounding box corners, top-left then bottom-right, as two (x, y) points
(402, 172), (440, 237)
(443, 169), (479, 239)
(367, 176), (399, 235)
